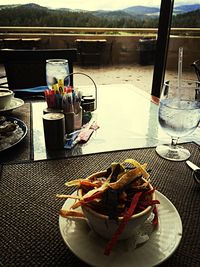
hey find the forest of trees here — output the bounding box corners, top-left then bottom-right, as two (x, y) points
(0, 5), (199, 28)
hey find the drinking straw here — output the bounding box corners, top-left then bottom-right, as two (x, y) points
(178, 47), (183, 88)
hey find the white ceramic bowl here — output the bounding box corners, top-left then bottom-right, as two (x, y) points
(78, 171), (155, 240)
(0, 89), (13, 109)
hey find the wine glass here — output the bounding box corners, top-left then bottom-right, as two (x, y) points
(156, 80), (200, 161)
(46, 59), (70, 90)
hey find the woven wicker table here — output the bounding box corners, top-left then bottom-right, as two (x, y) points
(0, 143), (200, 266)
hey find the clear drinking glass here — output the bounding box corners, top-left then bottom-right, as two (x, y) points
(156, 80), (200, 161)
(46, 59), (70, 90)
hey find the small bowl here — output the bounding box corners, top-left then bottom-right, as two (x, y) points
(0, 89), (13, 109)
(78, 171), (155, 240)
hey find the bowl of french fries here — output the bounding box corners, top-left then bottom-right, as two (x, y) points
(78, 165), (156, 240)
(59, 159), (159, 255)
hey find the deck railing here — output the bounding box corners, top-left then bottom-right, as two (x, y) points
(0, 27), (199, 68)
(0, 26), (199, 36)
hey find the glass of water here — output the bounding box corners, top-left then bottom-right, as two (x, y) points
(156, 80), (200, 161)
(46, 59), (70, 90)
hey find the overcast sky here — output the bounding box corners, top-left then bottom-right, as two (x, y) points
(0, 0), (199, 11)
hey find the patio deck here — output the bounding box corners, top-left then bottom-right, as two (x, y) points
(0, 63), (196, 95)
(73, 64), (196, 95)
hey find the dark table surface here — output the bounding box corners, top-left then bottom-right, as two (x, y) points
(1, 143), (200, 267)
(1, 84), (200, 266)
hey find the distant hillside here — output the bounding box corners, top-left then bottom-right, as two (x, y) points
(121, 4), (200, 17)
(92, 10), (136, 20)
(0, 4), (19, 10)
(1, 3), (200, 16)
(91, 6), (159, 20)
(0, 3), (199, 28)
(172, 9), (200, 27)
(79, 4), (200, 19)
(122, 6), (159, 16)
(174, 4), (200, 14)
(19, 3), (46, 9)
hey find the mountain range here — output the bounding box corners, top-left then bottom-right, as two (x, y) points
(0, 3), (200, 18)
(93, 4), (200, 18)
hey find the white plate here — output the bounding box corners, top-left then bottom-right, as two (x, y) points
(59, 191), (182, 267)
(0, 98), (24, 114)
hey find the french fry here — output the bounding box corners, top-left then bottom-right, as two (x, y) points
(59, 209), (85, 218)
(56, 194), (80, 199)
(109, 168), (143, 190)
(122, 159), (150, 179)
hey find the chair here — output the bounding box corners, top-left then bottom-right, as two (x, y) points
(0, 48), (77, 90)
(75, 39), (107, 66)
(191, 59), (200, 81)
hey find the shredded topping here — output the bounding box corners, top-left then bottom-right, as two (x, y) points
(57, 158), (160, 255)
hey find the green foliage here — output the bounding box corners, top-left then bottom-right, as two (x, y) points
(0, 5), (199, 28)
(172, 10), (200, 27)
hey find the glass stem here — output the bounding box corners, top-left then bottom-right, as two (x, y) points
(170, 137), (179, 149)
